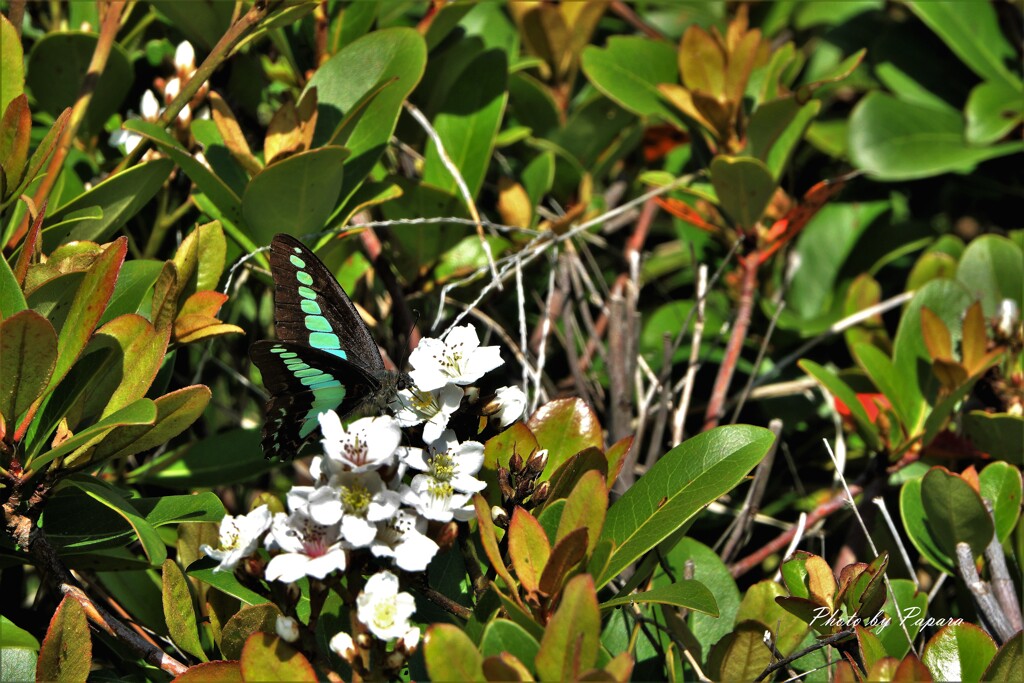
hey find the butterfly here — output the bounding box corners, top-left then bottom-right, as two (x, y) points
(250, 233), (409, 459)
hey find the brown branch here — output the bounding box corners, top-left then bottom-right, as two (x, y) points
(7, 0), (126, 249)
(609, 1), (669, 41)
(754, 628), (856, 682)
(703, 255), (758, 431)
(413, 576), (473, 620)
(6, 510), (188, 675)
(719, 419), (781, 564)
(729, 485), (860, 579)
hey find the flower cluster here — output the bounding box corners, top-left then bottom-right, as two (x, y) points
(110, 40), (209, 159)
(202, 324), (526, 657)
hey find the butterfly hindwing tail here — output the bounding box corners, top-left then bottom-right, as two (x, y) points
(250, 340), (383, 458)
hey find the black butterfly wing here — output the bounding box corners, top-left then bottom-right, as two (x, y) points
(250, 340), (383, 459)
(267, 233), (386, 376)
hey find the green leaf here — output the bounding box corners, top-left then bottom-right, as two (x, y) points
(36, 596), (91, 683)
(0, 248), (27, 317)
(964, 412), (1023, 466)
(28, 398), (157, 472)
(707, 621), (772, 681)
(983, 633), (1023, 682)
(0, 615), (40, 650)
(852, 342), (918, 435)
(877, 579), (928, 660)
(44, 160), (174, 249)
(0, 15), (24, 114)
(901, 476), (955, 575)
(921, 623), (997, 682)
(239, 633), (317, 682)
(130, 426), (271, 488)
(242, 147), (348, 247)
(124, 121), (244, 231)
(0, 310), (57, 431)
(173, 661), (243, 683)
(965, 80), (1024, 145)
(98, 259), (163, 326)
(307, 28), (427, 203)
(48, 235), (125, 395)
(150, 0), (233, 51)
(479, 620), (540, 664)
(424, 624), (485, 682)
(596, 425), (774, 588)
(527, 398), (603, 480)
(655, 538), (741, 658)
(849, 92), (1024, 180)
(162, 559), (207, 662)
(26, 31), (131, 137)
(978, 461), (1022, 541)
(746, 97), (821, 179)
(907, 1), (1020, 87)
(188, 561), (267, 608)
(799, 360), (880, 451)
(581, 37), (682, 126)
(422, 49), (508, 199)
(220, 604), (284, 661)
(535, 575), (601, 682)
(709, 156), (775, 228)
(555, 469), (607, 556)
(600, 581), (718, 616)
(0, 645), (36, 680)
(91, 315), (169, 418)
(922, 466), (994, 560)
(891, 279), (973, 428)
(736, 581), (808, 655)
(62, 474), (166, 565)
(956, 234), (1023, 317)
(88, 385), (212, 466)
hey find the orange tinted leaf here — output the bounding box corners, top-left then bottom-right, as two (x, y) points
(538, 527), (588, 597)
(508, 506), (550, 595)
(239, 633), (316, 682)
(36, 596), (91, 683)
(473, 494), (519, 599)
(556, 469), (607, 555)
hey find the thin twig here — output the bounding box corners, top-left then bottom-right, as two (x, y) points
(957, 542), (1015, 642)
(703, 256), (758, 431)
(719, 419), (782, 563)
(872, 497), (919, 589)
(402, 101), (499, 287)
(7, 0), (126, 249)
(671, 264), (707, 445)
(754, 628), (856, 682)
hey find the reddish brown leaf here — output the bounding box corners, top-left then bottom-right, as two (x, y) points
(508, 506), (550, 595)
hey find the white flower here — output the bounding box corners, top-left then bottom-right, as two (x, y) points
(306, 472), (400, 548)
(329, 631), (356, 660)
(406, 430), (486, 492)
(391, 383), (463, 443)
(174, 40), (196, 73)
(276, 616), (299, 643)
(200, 505), (272, 572)
(109, 90), (160, 153)
(400, 626), (421, 650)
(319, 412), (401, 473)
(401, 432), (484, 522)
(264, 502), (347, 582)
(356, 571), (417, 641)
(371, 510), (439, 572)
(408, 325), (503, 391)
(491, 385), (527, 426)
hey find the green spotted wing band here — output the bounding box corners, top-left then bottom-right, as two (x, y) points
(249, 234), (403, 459)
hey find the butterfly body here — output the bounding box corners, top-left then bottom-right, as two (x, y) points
(250, 234), (407, 459)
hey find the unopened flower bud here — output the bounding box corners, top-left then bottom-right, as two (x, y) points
(532, 482), (550, 506)
(526, 448), (548, 475)
(355, 632), (373, 650)
(436, 522), (459, 551)
(491, 506), (509, 528)
(384, 651), (406, 670)
(275, 615), (299, 643)
(329, 631), (357, 661)
(509, 451), (524, 472)
(998, 299), (1020, 339)
(498, 467), (514, 500)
